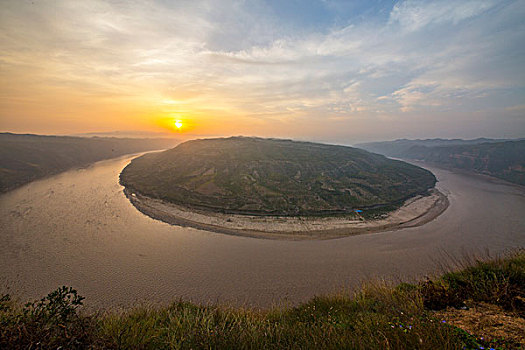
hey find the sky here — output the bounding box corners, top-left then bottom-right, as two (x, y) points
(1, 0), (524, 143)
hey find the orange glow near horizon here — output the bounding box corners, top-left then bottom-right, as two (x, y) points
(1, 1), (524, 141)
(155, 116), (194, 134)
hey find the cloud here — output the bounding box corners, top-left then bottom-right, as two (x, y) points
(505, 104), (525, 112)
(389, 0), (498, 31)
(1, 0), (524, 140)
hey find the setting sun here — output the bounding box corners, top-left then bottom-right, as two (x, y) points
(175, 120), (183, 129)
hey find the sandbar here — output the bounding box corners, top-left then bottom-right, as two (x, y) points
(123, 188), (449, 240)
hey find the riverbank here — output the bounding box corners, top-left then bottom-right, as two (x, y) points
(3, 156), (523, 309)
(0, 133), (178, 193)
(2, 251), (523, 349)
(123, 187), (449, 240)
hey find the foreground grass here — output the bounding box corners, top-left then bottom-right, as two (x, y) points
(1, 251), (524, 349)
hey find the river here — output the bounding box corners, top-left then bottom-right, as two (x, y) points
(1, 154), (524, 309)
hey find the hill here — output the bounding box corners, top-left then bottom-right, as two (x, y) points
(0, 133), (179, 193)
(356, 138), (511, 158)
(120, 137), (436, 216)
(356, 139), (525, 186)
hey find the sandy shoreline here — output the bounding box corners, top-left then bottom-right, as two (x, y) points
(123, 187), (449, 240)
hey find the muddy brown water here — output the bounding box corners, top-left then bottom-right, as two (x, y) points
(1, 154), (524, 309)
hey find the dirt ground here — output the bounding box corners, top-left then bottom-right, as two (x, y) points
(435, 302), (525, 348)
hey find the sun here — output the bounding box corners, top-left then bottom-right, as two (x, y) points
(174, 120), (183, 129)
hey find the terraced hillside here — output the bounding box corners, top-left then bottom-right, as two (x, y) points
(357, 139), (525, 186)
(0, 133), (178, 192)
(120, 137), (436, 216)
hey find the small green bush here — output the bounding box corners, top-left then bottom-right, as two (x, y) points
(420, 251), (525, 315)
(24, 286), (85, 324)
(0, 286), (95, 349)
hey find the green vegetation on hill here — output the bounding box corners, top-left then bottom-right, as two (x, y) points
(120, 137), (436, 216)
(2, 251), (523, 349)
(356, 138), (511, 158)
(357, 139), (525, 186)
(0, 133), (178, 192)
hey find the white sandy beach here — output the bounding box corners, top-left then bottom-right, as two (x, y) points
(125, 188), (449, 240)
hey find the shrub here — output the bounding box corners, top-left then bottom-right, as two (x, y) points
(419, 250), (525, 314)
(0, 286), (95, 349)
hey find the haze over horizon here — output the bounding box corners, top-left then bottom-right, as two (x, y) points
(1, 0), (524, 143)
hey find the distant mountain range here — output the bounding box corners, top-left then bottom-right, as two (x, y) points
(71, 130), (177, 138)
(356, 138), (525, 186)
(0, 133), (179, 193)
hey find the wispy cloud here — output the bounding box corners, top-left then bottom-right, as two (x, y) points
(0, 0), (524, 140)
(389, 0), (498, 31)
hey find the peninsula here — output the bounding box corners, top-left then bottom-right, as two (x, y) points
(120, 137), (447, 239)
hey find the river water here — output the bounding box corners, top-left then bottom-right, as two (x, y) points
(1, 154), (524, 309)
